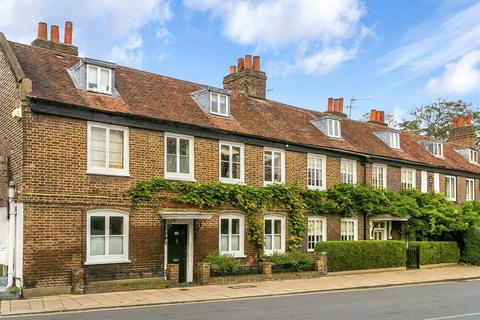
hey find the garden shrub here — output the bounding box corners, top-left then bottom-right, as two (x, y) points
(409, 241), (459, 265)
(202, 253), (241, 275)
(263, 251), (314, 271)
(462, 226), (480, 265)
(315, 241), (406, 272)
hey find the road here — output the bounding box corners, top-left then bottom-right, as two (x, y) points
(5, 280), (480, 320)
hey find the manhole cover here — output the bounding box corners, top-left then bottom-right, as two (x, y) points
(228, 285), (256, 289)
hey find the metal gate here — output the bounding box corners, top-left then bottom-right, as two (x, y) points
(406, 246), (420, 269)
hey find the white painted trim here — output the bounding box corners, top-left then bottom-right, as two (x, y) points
(164, 133), (195, 181)
(209, 91), (230, 117)
(307, 216), (327, 252)
(401, 168), (416, 190)
(307, 154), (327, 190)
(420, 170), (428, 193)
(340, 218), (358, 241)
(219, 141), (245, 184)
(372, 163), (387, 189)
(263, 147), (285, 186)
(14, 203), (23, 288)
(341, 158), (357, 185)
(160, 212), (213, 220)
(165, 220), (194, 283)
(466, 178), (475, 201)
(263, 214), (286, 255)
(86, 210), (129, 265)
(369, 220), (388, 240)
(445, 175), (457, 201)
(326, 118), (341, 138)
(218, 213), (245, 257)
(87, 122), (130, 177)
(86, 64), (113, 95)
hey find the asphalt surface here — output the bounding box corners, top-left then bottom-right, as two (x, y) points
(5, 279), (480, 320)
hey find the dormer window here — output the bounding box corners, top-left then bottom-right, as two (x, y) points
(389, 132), (400, 149)
(469, 150), (478, 163)
(210, 92), (229, 116)
(432, 142), (443, 158)
(87, 65), (112, 94)
(327, 119), (341, 138)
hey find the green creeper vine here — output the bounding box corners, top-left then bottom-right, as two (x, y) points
(130, 179), (480, 250)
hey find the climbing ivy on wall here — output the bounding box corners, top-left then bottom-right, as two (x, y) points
(130, 179), (480, 250)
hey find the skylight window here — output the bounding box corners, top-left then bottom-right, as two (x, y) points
(210, 92), (229, 116)
(327, 118), (341, 138)
(87, 65), (112, 94)
(389, 132), (400, 149)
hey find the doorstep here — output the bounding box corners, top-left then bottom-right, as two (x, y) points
(2, 265), (480, 317)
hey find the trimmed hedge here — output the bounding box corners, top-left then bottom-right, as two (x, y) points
(462, 227), (480, 265)
(263, 251), (314, 272)
(410, 241), (460, 265)
(315, 241), (406, 272)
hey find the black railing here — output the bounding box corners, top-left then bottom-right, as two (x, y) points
(406, 246), (420, 269)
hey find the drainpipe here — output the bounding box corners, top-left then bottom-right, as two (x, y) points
(362, 156), (369, 240)
(7, 181), (16, 288)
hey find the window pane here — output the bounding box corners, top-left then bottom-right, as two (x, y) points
(265, 235), (272, 250)
(232, 162), (240, 179)
(87, 66), (98, 90)
(265, 219), (272, 235)
(109, 236), (123, 255)
(90, 236), (105, 255)
(274, 235), (281, 249)
(166, 137), (177, 155)
(231, 219), (240, 234)
(220, 235), (229, 251)
(179, 139), (189, 156)
(109, 216), (123, 235)
(231, 235), (240, 251)
(167, 155), (177, 173)
(211, 93), (218, 113)
(221, 161), (230, 178)
(179, 155), (189, 174)
(274, 219), (281, 234)
(91, 127), (106, 167)
(221, 145), (230, 162)
(232, 146), (241, 163)
(91, 216), (106, 235)
(220, 219), (229, 234)
(264, 165), (272, 182)
(219, 95), (227, 115)
(109, 129), (124, 169)
(100, 68), (110, 93)
(264, 151), (272, 167)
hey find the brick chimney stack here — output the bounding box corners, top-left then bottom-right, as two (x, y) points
(31, 21), (78, 56)
(223, 54), (267, 99)
(448, 115), (477, 148)
(368, 109), (387, 126)
(326, 97), (347, 117)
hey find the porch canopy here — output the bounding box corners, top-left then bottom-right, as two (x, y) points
(369, 214), (411, 240)
(159, 211), (213, 220)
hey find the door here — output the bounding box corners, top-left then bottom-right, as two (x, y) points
(167, 224), (188, 282)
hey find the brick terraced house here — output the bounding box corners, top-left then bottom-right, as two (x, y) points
(0, 22), (479, 295)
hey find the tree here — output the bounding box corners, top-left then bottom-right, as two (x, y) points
(398, 99), (479, 142)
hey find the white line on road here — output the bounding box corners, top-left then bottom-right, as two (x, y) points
(423, 312), (480, 320)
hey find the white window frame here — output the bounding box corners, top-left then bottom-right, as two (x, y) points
(420, 170), (428, 193)
(445, 175), (457, 201)
(218, 214), (245, 257)
(401, 168), (416, 190)
(307, 154), (327, 190)
(469, 150), (478, 164)
(87, 122), (129, 176)
(389, 132), (400, 149)
(371, 221), (388, 240)
(341, 218), (358, 241)
(219, 141), (244, 184)
(466, 178), (475, 201)
(327, 118), (341, 138)
(432, 142), (444, 158)
(263, 148), (285, 186)
(209, 92), (230, 117)
(263, 214), (286, 255)
(341, 159), (357, 185)
(372, 164), (387, 189)
(86, 210), (129, 265)
(307, 216), (327, 252)
(433, 172), (440, 193)
(164, 133), (195, 181)
(86, 64), (113, 95)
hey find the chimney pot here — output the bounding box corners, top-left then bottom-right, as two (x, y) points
(378, 110), (385, 123)
(465, 114), (472, 126)
(253, 56), (260, 71)
(51, 25), (60, 43)
(245, 55), (252, 69)
(237, 58), (244, 71)
(453, 116), (458, 128)
(229, 65), (237, 74)
(333, 99), (339, 112)
(370, 109), (377, 122)
(327, 97), (334, 112)
(37, 22), (48, 41)
(64, 21), (73, 45)
(338, 98), (344, 113)
(458, 117), (465, 127)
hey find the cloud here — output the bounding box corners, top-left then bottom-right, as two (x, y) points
(184, 0), (369, 75)
(376, 2), (480, 78)
(0, 0), (173, 67)
(425, 50), (480, 95)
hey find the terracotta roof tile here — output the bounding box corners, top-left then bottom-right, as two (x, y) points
(9, 41), (480, 174)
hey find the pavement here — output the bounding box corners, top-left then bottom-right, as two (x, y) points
(1, 265), (480, 317)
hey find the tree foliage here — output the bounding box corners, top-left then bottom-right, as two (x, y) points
(399, 99), (479, 143)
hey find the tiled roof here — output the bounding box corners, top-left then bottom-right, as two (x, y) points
(8, 41), (480, 174)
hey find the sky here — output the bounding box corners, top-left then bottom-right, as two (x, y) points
(0, 0), (479, 123)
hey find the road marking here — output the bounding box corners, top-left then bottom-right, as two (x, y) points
(423, 312), (480, 320)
